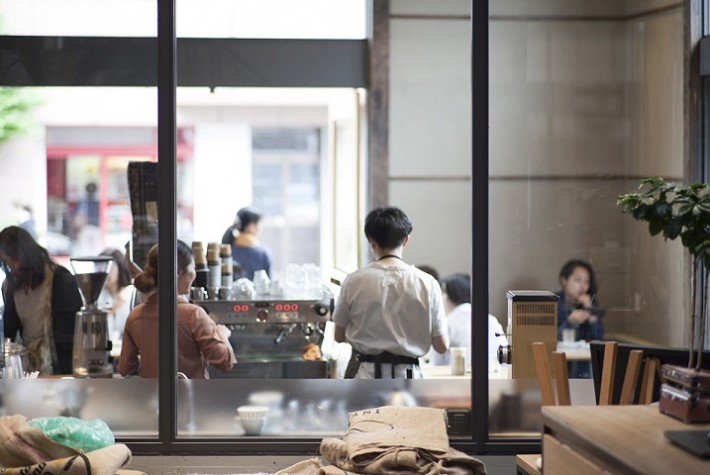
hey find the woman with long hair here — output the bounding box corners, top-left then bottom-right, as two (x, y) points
(0, 226), (82, 375)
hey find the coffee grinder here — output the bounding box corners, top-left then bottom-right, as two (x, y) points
(70, 256), (114, 378)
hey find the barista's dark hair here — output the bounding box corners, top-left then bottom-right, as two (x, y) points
(364, 207), (413, 250)
(440, 273), (471, 306)
(134, 240), (193, 294)
(235, 207), (262, 232)
(100, 248), (133, 289)
(0, 225), (55, 292)
(559, 259), (598, 296)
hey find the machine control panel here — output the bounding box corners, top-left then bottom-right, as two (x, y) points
(198, 299), (332, 325)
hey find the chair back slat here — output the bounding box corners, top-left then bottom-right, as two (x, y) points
(619, 349), (644, 405)
(599, 341), (618, 405)
(553, 351), (571, 405)
(638, 357), (660, 405)
(532, 342), (557, 406)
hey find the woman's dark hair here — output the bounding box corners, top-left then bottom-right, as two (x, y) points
(559, 259), (598, 296)
(0, 226), (55, 291)
(134, 240), (193, 294)
(440, 273), (471, 306)
(235, 207), (262, 232)
(364, 207), (413, 250)
(100, 248), (133, 289)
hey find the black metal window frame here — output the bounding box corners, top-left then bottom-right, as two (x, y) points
(0, 0), (544, 456)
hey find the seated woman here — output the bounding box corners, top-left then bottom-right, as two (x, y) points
(556, 258), (605, 378)
(118, 240), (236, 379)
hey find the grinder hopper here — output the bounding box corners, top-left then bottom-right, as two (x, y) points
(70, 256), (114, 378)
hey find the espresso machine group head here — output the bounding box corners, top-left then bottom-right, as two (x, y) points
(70, 256), (114, 378)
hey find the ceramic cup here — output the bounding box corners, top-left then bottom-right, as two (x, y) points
(450, 347), (466, 376)
(237, 405), (269, 436)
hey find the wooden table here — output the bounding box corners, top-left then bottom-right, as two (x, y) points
(542, 405), (710, 475)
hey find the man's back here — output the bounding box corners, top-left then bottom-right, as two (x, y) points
(333, 262), (446, 358)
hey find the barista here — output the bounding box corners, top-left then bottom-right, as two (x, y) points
(221, 207), (272, 281)
(333, 207), (449, 379)
(119, 240), (236, 379)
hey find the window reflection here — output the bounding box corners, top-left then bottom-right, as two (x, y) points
(488, 0), (685, 438)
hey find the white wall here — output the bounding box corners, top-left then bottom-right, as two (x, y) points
(388, 1), (472, 280)
(386, 0), (686, 345)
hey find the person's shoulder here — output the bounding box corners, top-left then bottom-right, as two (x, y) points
(52, 265), (79, 288)
(53, 264), (73, 278)
(178, 300), (210, 318)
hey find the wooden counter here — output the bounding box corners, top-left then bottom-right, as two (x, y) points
(542, 405), (710, 475)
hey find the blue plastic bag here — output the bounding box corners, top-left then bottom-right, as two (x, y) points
(27, 416), (115, 452)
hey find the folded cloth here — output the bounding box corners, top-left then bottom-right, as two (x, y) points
(0, 444), (132, 475)
(0, 414), (78, 467)
(319, 406), (486, 475)
(275, 458), (323, 475)
(0, 415), (132, 475)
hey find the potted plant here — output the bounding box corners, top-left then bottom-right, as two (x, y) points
(617, 177), (710, 422)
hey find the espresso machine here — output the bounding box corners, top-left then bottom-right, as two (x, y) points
(70, 256), (114, 378)
(198, 292), (333, 379)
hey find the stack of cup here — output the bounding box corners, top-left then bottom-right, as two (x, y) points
(192, 241), (209, 290)
(3, 353), (24, 379)
(253, 270), (271, 296)
(220, 244), (233, 299)
(206, 242), (221, 299)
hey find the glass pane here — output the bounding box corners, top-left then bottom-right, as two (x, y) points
(0, 0), (160, 437)
(2, 379), (160, 437)
(0, 0), (366, 39)
(179, 379), (470, 438)
(489, 0), (684, 438)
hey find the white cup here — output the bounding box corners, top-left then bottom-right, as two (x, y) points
(562, 328), (576, 343)
(237, 405), (269, 436)
(450, 347), (466, 376)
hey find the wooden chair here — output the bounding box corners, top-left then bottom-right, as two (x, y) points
(532, 340), (655, 406)
(517, 341), (656, 474)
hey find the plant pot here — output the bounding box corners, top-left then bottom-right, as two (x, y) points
(658, 365), (710, 423)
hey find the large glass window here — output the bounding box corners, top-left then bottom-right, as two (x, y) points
(0, 0), (703, 459)
(487, 0), (686, 441)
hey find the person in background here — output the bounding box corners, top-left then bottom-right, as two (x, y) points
(99, 248), (136, 346)
(428, 273), (508, 373)
(333, 207), (449, 379)
(556, 258), (605, 378)
(221, 207), (272, 280)
(73, 182), (100, 228)
(0, 226), (82, 375)
(118, 240), (236, 379)
(14, 202), (36, 239)
(417, 264), (440, 282)
(72, 182), (101, 255)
